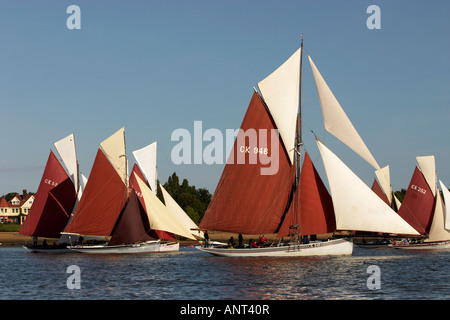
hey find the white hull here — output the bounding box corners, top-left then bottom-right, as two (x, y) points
(196, 238), (353, 257)
(391, 240), (450, 250)
(23, 245), (73, 254)
(159, 242), (180, 252)
(68, 240), (161, 254)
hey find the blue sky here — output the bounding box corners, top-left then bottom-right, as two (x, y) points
(1, 0), (449, 196)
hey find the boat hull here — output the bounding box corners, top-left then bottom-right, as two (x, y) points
(391, 240), (450, 250)
(196, 238), (353, 257)
(23, 245), (73, 254)
(68, 240), (162, 254)
(355, 240), (391, 249)
(159, 242), (180, 252)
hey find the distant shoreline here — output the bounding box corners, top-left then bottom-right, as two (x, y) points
(0, 232), (34, 247)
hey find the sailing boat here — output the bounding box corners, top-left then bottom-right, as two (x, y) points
(20, 134), (82, 253)
(197, 40), (418, 257)
(132, 141), (203, 249)
(65, 128), (196, 253)
(63, 127), (151, 253)
(392, 156), (450, 250)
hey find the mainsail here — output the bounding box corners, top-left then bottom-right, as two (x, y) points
(396, 166), (435, 235)
(64, 129), (128, 236)
(199, 91), (294, 234)
(19, 151), (76, 238)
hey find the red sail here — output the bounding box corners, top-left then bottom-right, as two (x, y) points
(199, 92), (294, 234)
(19, 151), (76, 238)
(396, 167), (435, 235)
(108, 189), (157, 245)
(64, 149), (127, 236)
(129, 164), (175, 241)
(371, 178), (390, 206)
(277, 152), (335, 237)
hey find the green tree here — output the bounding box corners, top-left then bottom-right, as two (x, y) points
(161, 172), (211, 223)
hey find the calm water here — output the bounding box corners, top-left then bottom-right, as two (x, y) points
(0, 245), (448, 300)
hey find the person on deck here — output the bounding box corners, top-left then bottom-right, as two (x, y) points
(204, 230), (210, 247)
(238, 234), (243, 248)
(260, 235), (268, 247)
(228, 236), (235, 248)
(249, 239), (259, 248)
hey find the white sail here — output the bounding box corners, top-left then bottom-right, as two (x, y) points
(309, 55), (380, 170)
(135, 173), (196, 240)
(439, 180), (450, 230)
(99, 127), (127, 185)
(54, 133), (79, 191)
(132, 141), (157, 194)
(316, 138), (419, 235)
(425, 191), (450, 242)
(394, 194), (402, 211)
(416, 155), (437, 196)
(375, 165), (392, 204)
(160, 184), (204, 239)
(257, 47), (300, 164)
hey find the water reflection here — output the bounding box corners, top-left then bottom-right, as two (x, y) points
(0, 246), (448, 299)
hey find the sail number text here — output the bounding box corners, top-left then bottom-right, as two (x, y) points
(239, 146), (269, 155)
(411, 184), (427, 195)
(45, 179), (58, 187)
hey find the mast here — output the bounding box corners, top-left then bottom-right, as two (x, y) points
(296, 34), (304, 184)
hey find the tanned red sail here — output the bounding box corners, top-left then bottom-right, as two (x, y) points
(64, 149), (127, 236)
(396, 167), (435, 235)
(199, 92), (294, 234)
(371, 178), (390, 206)
(277, 152), (335, 237)
(19, 151), (76, 238)
(108, 189), (157, 245)
(129, 164), (174, 241)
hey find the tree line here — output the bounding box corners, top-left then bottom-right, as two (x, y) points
(157, 172), (212, 224)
